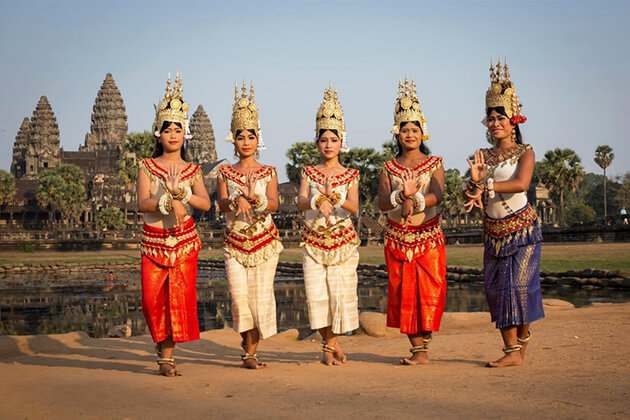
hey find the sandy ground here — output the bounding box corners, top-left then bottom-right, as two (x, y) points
(1, 301), (629, 420)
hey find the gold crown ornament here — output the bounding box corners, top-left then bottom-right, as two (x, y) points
(485, 57), (527, 125)
(391, 77), (429, 140)
(153, 72), (192, 139)
(226, 81), (265, 150)
(315, 85), (348, 152)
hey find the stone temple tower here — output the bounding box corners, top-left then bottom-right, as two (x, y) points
(10, 118), (31, 179)
(22, 96), (61, 179)
(81, 73), (128, 151)
(186, 105), (217, 165)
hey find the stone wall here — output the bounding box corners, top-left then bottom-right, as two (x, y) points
(2, 260), (628, 290)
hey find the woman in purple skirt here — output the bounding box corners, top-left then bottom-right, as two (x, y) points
(464, 58), (544, 367)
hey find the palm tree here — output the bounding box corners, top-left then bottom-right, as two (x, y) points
(442, 169), (464, 225)
(594, 145), (614, 218)
(538, 148), (584, 226)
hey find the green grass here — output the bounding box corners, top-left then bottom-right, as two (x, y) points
(1, 243), (629, 273)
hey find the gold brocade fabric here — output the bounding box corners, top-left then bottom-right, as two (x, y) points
(301, 221), (359, 266)
(384, 216), (444, 263)
(482, 144), (532, 178)
(223, 220), (283, 268)
(139, 158), (203, 190)
(484, 204), (538, 256)
(302, 166), (359, 191)
(141, 218), (201, 267)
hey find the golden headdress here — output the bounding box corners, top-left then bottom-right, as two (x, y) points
(315, 85), (348, 152)
(153, 72), (191, 139)
(391, 77), (429, 140)
(485, 58), (527, 124)
(227, 81), (265, 150)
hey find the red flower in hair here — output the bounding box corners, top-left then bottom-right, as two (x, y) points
(510, 115), (527, 125)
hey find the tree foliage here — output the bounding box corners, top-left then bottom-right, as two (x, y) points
(614, 172), (630, 209)
(342, 147), (386, 217)
(285, 141), (320, 185)
(96, 207), (126, 231)
(36, 164), (87, 226)
(538, 148), (584, 226)
(565, 202), (596, 225)
(442, 168), (465, 223)
(0, 170), (16, 206)
(116, 131), (155, 185)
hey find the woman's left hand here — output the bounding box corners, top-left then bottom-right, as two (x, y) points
(463, 188), (483, 213)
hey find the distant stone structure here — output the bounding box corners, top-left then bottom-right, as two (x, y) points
(11, 96), (61, 180)
(4, 73), (221, 233)
(187, 105), (217, 165)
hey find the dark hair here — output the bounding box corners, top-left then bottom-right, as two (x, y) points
(486, 106), (523, 144)
(152, 121), (187, 159)
(317, 129), (340, 140)
(395, 121), (430, 156)
(235, 129), (258, 139)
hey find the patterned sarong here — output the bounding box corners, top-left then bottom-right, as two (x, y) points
(483, 205), (545, 328)
(303, 249), (359, 334)
(224, 252), (279, 339)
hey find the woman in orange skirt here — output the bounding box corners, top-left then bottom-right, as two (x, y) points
(137, 73), (210, 376)
(378, 78), (446, 365)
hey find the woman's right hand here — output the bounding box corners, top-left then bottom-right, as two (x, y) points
(466, 150), (486, 183)
(400, 198), (414, 226)
(318, 198), (333, 225)
(234, 195), (253, 223)
(172, 200), (187, 228)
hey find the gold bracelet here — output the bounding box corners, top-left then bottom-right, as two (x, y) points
(328, 191), (341, 206)
(315, 194), (330, 209)
(173, 187), (187, 201)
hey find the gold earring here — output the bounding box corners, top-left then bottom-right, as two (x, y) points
(233, 148), (239, 159)
(255, 150), (260, 159)
(511, 129), (516, 142)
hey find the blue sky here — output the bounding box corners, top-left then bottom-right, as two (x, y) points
(1, 0), (628, 182)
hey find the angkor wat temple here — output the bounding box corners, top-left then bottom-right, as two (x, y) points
(6, 73), (223, 232)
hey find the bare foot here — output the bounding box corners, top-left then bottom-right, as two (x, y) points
(333, 347), (347, 364)
(157, 359), (181, 376)
(400, 351), (429, 365)
(321, 351), (342, 366)
(486, 351), (523, 368)
(518, 331), (531, 360)
(241, 354), (266, 369)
